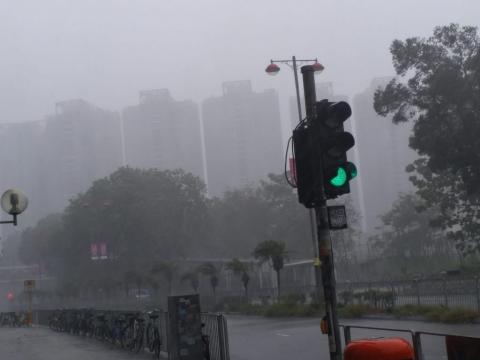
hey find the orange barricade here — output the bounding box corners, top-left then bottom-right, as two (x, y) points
(344, 337), (414, 360)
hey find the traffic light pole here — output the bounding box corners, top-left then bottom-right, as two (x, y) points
(301, 65), (342, 360)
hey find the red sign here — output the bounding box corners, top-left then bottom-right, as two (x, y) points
(99, 242), (107, 259)
(90, 243), (98, 260)
(6, 292), (14, 301)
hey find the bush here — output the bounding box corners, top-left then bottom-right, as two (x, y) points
(393, 304), (479, 323)
(338, 304), (374, 318)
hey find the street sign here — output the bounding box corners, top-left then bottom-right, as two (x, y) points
(24, 279), (35, 291)
(168, 294), (203, 360)
(90, 243), (99, 260)
(327, 205), (348, 230)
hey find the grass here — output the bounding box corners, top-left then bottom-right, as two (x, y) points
(223, 297), (324, 318)
(392, 304), (479, 323)
(222, 299), (480, 323)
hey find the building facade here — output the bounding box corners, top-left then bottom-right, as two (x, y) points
(202, 81), (283, 196)
(122, 89), (204, 180)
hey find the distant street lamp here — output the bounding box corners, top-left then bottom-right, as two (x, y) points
(0, 189), (28, 226)
(265, 56), (324, 123)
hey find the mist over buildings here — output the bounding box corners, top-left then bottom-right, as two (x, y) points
(0, 0), (478, 241)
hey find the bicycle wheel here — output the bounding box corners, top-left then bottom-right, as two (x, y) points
(154, 337), (161, 359)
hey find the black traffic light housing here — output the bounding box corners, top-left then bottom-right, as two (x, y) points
(315, 100), (356, 199)
(292, 100), (356, 208)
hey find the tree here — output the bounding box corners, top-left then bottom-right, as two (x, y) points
(373, 193), (455, 277)
(208, 173), (312, 259)
(226, 258), (250, 299)
(19, 167), (211, 293)
(253, 240), (288, 297)
(180, 270), (199, 293)
(150, 261), (177, 295)
(198, 262), (221, 295)
(373, 23), (480, 253)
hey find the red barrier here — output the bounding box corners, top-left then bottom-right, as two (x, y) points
(344, 337), (414, 360)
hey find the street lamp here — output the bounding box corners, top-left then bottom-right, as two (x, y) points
(265, 56), (324, 123)
(0, 189), (28, 226)
(265, 55), (324, 305)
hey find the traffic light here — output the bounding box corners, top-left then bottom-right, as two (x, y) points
(292, 100), (357, 207)
(315, 100), (356, 199)
(292, 122), (319, 208)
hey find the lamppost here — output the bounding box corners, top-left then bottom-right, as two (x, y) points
(265, 56), (324, 123)
(0, 189), (28, 226)
(265, 56), (324, 292)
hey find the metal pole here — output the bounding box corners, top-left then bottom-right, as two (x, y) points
(301, 65), (342, 360)
(475, 276), (480, 313)
(292, 56), (303, 123)
(291, 56), (320, 301)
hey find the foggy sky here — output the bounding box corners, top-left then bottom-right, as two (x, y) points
(1, 0), (479, 125)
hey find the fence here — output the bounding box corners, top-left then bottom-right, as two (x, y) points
(31, 309), (229, 360)
(336, 277), (480, 311)
(201, 313), (230, 360)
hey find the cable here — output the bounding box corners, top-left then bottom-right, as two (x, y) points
(284, 135), (297, 188)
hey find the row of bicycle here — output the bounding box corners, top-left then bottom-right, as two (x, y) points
(0, 312), (29, 327)
(48, 309), (165, 359)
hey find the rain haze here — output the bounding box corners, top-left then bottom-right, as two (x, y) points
(1, 0), (478, 122)
(0, 1), (479, 359)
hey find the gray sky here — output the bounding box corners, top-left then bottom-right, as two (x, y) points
(1, 0), (479, 123)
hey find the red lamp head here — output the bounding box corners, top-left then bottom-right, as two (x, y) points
(265, 63), (280, 76)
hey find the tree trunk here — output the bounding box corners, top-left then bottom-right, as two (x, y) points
(244, 284), (248, 303)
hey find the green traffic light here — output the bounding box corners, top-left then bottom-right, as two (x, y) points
(349, 163), (357, 179)
(330, 167), (347, 187)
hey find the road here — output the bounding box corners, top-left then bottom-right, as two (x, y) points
(0, 326), (152, 360)
(0, 317), (478, 359)
(226, 315), (480, 360)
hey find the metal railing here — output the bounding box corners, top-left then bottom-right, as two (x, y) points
(201, 313), (230, 360)
(32, 308), (230, 360)
(341, 324), (480, 360)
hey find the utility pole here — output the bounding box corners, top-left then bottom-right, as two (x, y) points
(301, 65), (342, 360)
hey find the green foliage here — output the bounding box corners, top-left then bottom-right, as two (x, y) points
(19, 167), (210, 290)
(226, 258), (250, 296)
(223, 299), (323, 318)
(150, 261), (177, 294)
(374, 24), (480, 253)
(393, 304), (479, 323)
(198, 262), (221, 294)
(252, 240), (288, 272)
(180, 270), (199, 293)
(209, 174), (312, 258)
(372, 193), (455, 277)
(338, 304), (374, 318)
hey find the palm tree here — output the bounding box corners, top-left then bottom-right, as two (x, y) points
(150, 261), (177, 295)
(198, 262), (221, 295)
(180, 270), (199, 293)
(226, 258), (250, 299)
(253, 240), (288, 298)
